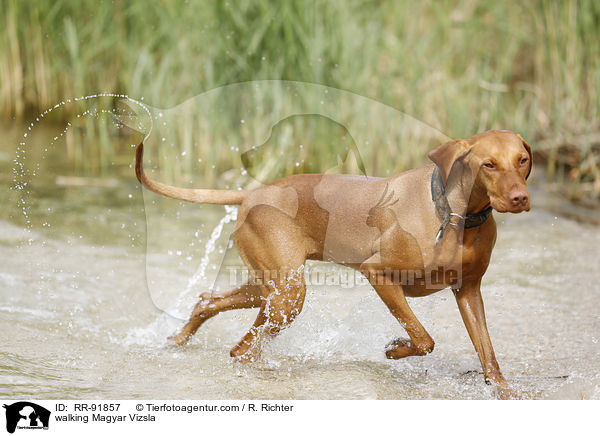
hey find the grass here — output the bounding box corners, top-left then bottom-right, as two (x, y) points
(1, 0), (599, 200)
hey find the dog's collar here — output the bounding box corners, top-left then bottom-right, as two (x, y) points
(431, 166), (493, 244)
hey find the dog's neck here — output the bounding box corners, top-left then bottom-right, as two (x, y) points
(444, 163), (490, 216)
(444, 166), (472, 216)
(430, 164), (492, 244)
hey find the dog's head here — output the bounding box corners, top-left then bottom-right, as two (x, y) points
(428, 130), (532, 213)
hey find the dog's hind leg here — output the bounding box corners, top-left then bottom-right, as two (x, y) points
(229, 270), (306, 360)
(170, 282), (264, 346)
(228, 209), (310, 361)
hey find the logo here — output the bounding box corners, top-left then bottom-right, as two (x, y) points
(3, 402), (50, 433)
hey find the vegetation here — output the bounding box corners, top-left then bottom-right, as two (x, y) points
(1, 0), (599, 201)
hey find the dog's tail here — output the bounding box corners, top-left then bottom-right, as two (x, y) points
(135, 142), (248, 205)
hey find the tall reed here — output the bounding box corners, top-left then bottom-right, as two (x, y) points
(1, 0), (598, 198)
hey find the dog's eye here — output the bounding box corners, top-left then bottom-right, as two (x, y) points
(520, 157), (529, 166)
(483, 162), (495, 169)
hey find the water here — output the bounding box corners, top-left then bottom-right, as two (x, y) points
(1, 122), (600, 400)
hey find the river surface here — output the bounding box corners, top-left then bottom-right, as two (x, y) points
(1, 122), (599, 400)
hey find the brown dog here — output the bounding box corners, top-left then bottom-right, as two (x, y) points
(135, 129), (532, 398)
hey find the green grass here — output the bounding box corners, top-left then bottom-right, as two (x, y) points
(1, 0), (599, 200)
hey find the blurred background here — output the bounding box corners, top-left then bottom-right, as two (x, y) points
(1, 0), (599, 202)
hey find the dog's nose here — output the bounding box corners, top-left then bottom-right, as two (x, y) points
(510, 190), (529, 206)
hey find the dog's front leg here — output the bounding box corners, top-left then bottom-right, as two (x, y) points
(453, 281), (516, 399)
(360, 262), (435, 358)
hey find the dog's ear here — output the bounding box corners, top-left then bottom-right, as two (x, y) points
(517, 134), (533, 179)
(427, 139), (471, 185)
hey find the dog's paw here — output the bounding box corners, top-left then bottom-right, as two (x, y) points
(385, 337), (434, 359)
(495, 385), (522, 400)
(168, 333), (191, 346)
(385, 338), (415, 359)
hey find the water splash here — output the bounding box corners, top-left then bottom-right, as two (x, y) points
(11, 93), (153, 238)
(168, 205), (239, 317)
(122, 204), (239, 344)
(189, 205), (238, 290)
